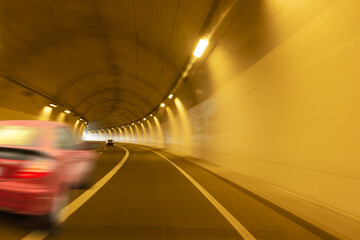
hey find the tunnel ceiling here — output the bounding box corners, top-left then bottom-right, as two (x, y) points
(0, 0), (214, 128)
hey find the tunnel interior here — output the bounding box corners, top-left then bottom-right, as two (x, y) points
(0, 0), (359, 239)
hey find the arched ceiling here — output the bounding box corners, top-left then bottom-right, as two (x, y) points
(0, 0), (215, 128)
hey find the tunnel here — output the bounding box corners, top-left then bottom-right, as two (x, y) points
(0, 0), (359, 239)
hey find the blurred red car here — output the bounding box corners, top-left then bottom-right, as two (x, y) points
(0, 120), (97, 227)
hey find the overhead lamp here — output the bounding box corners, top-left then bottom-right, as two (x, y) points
(138, 121), (140, 123)
(64, 110), (71, 114)
(80, 118), (83, 121)
(193, 39), (208, 57)
(143, 118), (146, 121)
(132, 123), (134, 125)
(85, 122), (87, 124)
(150, 114), (153, 117)
(168, 94), (173, 99)
(160, 103), (165, 107)
(49, 104), (57, 108)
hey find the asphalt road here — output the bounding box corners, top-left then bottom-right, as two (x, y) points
(0, 143), (338, 240)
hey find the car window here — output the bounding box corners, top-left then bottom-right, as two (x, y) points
(53, 127), (78, 150)
(0, 126), (41, 147)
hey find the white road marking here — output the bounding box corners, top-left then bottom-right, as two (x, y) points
(22, 146), (129, 240)
(138, 146), (256, 240)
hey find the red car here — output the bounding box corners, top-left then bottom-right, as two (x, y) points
(0, 120), (97, 227)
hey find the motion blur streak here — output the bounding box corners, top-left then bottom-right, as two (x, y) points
(0, 121), (97, 232)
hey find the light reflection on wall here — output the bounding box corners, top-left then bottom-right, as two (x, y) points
(73, 120), (80, 134)
(140, 123), (147, 144)
(97, 130), (102, 141)
(117, 127), (123, 141)
(38, 106), (52, 121)
(107, 129), (112, 139)
(146, 120), (154, 145)
(124, 127), (129, 142)
(56, 112), (65, 122)
(165, 106), (179, 148)
(134, 125), (141, 143)
(174, 98), (193, 155)
(111, 129), (116, 140)
(129, 126), (134, 143)
(79, 123), (86, 139)
(83, 99), (190, 146)
(153, 116), (164, 148)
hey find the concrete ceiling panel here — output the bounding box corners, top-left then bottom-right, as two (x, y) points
(0, 0), (214, 128)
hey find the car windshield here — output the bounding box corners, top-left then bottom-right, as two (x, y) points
(0, 126), (41, 147)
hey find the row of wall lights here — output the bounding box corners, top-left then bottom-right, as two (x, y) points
(91, 38), (209, 133)
(48, 103), (87, 124)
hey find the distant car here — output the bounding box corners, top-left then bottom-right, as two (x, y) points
(106, 139), (114, 146)
(0, 120), (97, 227)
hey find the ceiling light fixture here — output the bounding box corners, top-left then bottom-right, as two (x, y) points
(150, 114), (153, 117)
(160, 103), (165, 107)
(168, 94), (173, 99)
(193, 39), (208, 57)
(64, 110), (71, 114)
(49, 104), (57, 108)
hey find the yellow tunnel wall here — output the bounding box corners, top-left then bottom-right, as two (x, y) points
(110, 0), (360, 227)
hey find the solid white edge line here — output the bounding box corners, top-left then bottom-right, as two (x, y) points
(22, 145), (130, 240)
(139, 146), (256, 240)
